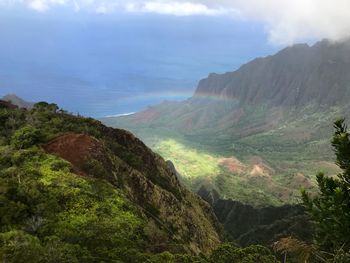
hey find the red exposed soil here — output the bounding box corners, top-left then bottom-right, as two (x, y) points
(218, 156), (276, 178)
(43, 133), (106, 176)
(247, 157), (274, 178)
(249, 164), (269, 177)
(218, 157), (245, 173)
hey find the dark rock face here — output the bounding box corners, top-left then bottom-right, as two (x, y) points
(195, 40), (350, 107)
(166, 160), (181, 182)
(207, 198), (313, 246)
(197, 186), (220, 206)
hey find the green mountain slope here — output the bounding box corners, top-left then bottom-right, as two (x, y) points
(0, 100), (224, 262)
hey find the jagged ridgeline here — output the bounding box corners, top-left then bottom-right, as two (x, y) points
(0, 101), (280, 262)
(103, 39), (350, 206)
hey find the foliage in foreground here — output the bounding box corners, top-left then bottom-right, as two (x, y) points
(303, 119), (350, 253)
(0, 145), (145, 262)
(0, 102), (278, 262)
(273, 118), (350, 263)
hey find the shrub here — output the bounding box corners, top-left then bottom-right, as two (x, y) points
(210, 243), (277, 263)
(0, 230), (44, 263)
(33, 102), (59, 113)
(302, 119), (350, 252)
(11, 126), (43, 149)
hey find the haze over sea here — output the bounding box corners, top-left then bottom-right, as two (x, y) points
(0, 9), (278, 117)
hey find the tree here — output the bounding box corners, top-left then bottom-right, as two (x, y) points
(33, 102), (59, 113)
(209, 243), (277, 263)
(302, 118), (350, 254)
(11, 126), (43, 149)
(0, 230), (44, 263)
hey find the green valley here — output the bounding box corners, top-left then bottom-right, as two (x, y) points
(104, 103), (342, 206)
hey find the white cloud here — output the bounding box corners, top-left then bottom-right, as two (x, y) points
(28, 0), (49, 12)
(128, 1), (228, 16)
(219, 0), (350, 45)
(1, 0), (234, 15)
(2, 0), (350, 45)
(95, 5), (108, 14)
(72, 0), (79, 11)
(26, 0), (68, 12)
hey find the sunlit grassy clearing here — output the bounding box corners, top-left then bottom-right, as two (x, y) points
(154, 139), (220, 178)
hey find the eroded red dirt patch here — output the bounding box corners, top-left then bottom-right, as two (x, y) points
(218, 157), (245, 173)
(43, 133), (107, 176)
(247, 156), (274, 177)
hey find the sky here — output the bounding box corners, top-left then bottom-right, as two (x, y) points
(0, 0), (348, 117)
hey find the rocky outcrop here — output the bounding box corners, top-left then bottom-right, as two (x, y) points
(166, 160), (181, 181)
(197, 186), (220, 206)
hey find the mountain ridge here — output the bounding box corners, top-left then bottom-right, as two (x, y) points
(195, 39), (350, 108)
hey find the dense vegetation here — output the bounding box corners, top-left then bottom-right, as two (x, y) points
(272, 119), (350, 263)
(299, 119), (350, 262)
(0, 102), (145, 262)
(0, 101), (278, 262)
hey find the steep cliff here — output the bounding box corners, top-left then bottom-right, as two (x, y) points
(195, 40), (350, 107)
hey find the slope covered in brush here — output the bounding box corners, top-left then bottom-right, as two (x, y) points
(0, 100), (226, 262)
